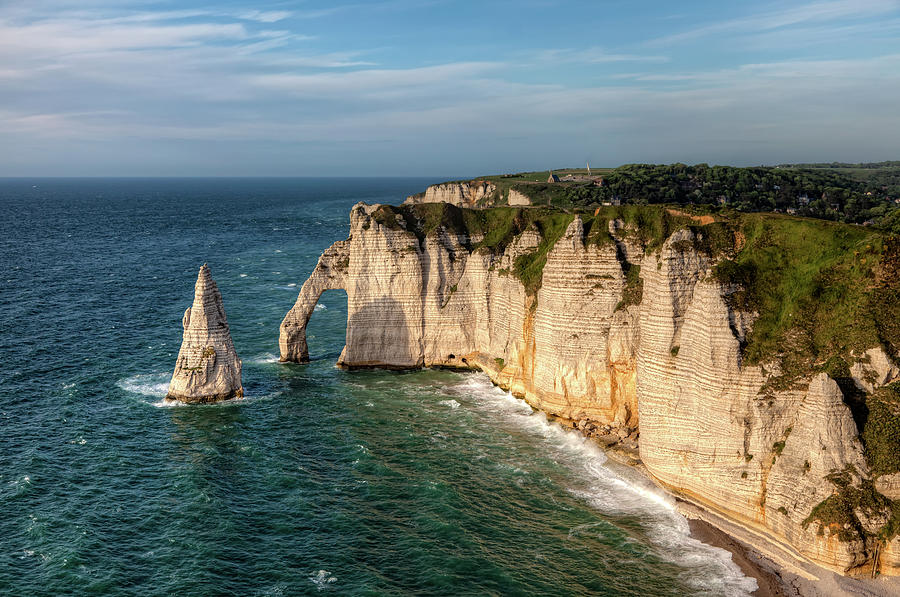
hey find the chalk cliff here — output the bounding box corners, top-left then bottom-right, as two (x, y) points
(280, 202), (900, 577)
(405, 181), (497, 207)
(168, 264), (243, 403)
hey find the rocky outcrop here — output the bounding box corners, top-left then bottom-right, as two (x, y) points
(280, 241), (350, 363)
(405, 181), (497, 207)
(279, 203), (900, 577)
(167, 264), (243, 403)
(507, 189), (531, 206)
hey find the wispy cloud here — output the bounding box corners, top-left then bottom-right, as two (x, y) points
(530, 47), (669, 65)
(1, 1), (899, 175)
(648, 0), (900, 46)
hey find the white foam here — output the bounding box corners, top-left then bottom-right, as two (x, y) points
(449, 374), (758, 597)
(309, 570), (336, 590)
(567, 521), (606, 540)
(314, 304), (327, 311)
(249, 353), (280, 364)
(438, 399), (460, 409)
(118, 373), (170, 398)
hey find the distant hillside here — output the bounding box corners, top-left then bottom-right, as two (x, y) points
(457, 163), (900, 231)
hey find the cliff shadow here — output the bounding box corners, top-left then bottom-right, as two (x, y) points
(343, 296), (420, 368)
(305, 288), (348, 362)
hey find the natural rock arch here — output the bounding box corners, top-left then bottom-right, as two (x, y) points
(279, 240), (350, 362)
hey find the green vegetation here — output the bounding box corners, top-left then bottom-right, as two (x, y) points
(711, 214), (891, 385)
(369, 201), (899, 394)
(862, 382), (900, 477)
(512, 212), (575, 295)
(615, 264), (643, 311)
(783, 161), (900, 198)
(469, 162), (900, 228)
(803, 468), (899, 542)
(494, 357), (505, 370)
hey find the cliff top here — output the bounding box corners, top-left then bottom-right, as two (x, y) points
(429, 162), (900, 232)
(367, 201), (899, 391)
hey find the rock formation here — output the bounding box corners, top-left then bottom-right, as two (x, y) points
(507, 188), (532, 206)
(280, 202), (900, 577)
(405, 181), (497, 207)
(167, 264), (243, 403)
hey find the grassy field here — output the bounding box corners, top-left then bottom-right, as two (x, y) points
(481, 168), (615, 184)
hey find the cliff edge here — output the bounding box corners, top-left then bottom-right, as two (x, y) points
(280, 202), (900, 577)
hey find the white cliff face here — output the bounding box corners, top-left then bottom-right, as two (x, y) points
(404, 181), (497, 207)
(167, 264), (243, 403)
(507, 189), (532, 206)
(279, 203), (899, 576)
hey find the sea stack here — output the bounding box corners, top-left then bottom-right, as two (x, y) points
(166, 264), (243, 403)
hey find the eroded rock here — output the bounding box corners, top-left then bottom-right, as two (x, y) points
(167, 264), (243, 403)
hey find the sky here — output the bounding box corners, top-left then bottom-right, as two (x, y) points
(1, 0), (899, 177)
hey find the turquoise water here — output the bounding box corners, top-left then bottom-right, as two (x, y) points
(0, 179), (756, 596)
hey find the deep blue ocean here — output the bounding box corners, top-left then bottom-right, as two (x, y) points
(0, 178), (756, 596)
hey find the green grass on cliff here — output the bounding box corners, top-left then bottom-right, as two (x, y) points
(862, 382), (900, 477)
(372, 204), (899, 384)
(712, 215), (895, 383)
(512, 212), (574, 295)
(369, 203), (577, 294)
(803, 472), (898, 542)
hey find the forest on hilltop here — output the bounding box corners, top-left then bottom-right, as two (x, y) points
(498, 162), (900, 232)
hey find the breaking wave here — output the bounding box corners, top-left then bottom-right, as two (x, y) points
(447, 374), (758, 597)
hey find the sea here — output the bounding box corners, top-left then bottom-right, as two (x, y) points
(0, 178), (757, 596)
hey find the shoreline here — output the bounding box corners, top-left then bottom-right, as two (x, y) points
(682, 507), (900, 597)
(600, 441), (900, 597)
(598, 427), (900, 597)
(485, 371), (900, 596)
(686, 517), (787, 597)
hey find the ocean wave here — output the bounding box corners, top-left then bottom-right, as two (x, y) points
(448, 374), (758, 597)
(309, 570), (336, 590)
(117, 373), (170, 398)
(154, 389), (283, 408)
(248, 353), (281, 364)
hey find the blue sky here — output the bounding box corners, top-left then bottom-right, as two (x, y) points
(1, 0), (899, 176)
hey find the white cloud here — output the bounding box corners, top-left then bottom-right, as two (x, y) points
(648, 0), (900, 46)
(237, 10), (292, 23)
(530, 47), (669, 65)
(0, 1), (899, 174)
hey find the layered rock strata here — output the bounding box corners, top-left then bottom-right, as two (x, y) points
(280, 203), (900, 577)
(405, 181), (497, 207)
(167, 264), (243, 403)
